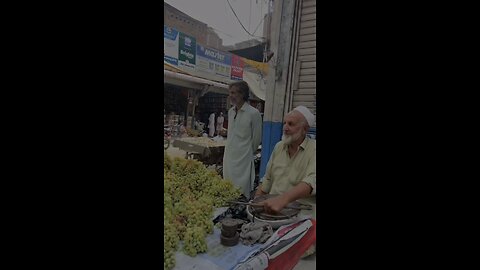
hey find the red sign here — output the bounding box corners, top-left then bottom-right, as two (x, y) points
(230, 54), (244, 80)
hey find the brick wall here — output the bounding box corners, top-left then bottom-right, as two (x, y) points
(164, 7), (207, 44)
(164, 3), (224, 50)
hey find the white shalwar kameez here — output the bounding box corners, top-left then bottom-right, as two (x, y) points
(223, 102), (262, 199)
(208, 113), (215, 137)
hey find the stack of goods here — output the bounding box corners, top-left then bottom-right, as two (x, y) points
(220, 218), (244, 247)
(186, 127), (202, 137)
(166, 114), (180, 126)
(190, 137), (223, 147)
(164, 153), (241, 270)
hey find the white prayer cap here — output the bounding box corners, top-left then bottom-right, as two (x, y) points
(293, 106), (315, 127)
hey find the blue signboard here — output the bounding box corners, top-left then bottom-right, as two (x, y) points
(196, 44), (232, 78)
(164, 26), (179, 66)
(197, 45), (231, 65)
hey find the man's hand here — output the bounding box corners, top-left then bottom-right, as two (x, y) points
(260, 195), (290, 214)
(256, 182), (313, 214)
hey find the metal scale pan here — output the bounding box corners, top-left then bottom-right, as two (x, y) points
(246, 194), (302, 228)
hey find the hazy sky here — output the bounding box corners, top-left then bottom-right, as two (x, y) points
(164, 0), (269, 46)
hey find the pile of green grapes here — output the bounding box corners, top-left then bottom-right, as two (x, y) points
(164, 153), (241, 270)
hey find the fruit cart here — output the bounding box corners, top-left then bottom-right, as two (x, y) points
(172, 137), (226, 167)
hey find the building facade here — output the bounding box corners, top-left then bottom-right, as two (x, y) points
(164, 2), (225, 51)
(260, 0), (316, 177)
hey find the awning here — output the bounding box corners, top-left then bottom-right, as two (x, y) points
(163, 61), (265, 100)
(164, 69), (228, 89)
(242, 69), (266, 101)
(164, 61), (192, 75)
(243, 58), (269, 75)
(164, 62), (229, 95)
(228, 42), (267, 62)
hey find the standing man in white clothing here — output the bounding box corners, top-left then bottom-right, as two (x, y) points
(208, 112), (215, 137)
(216, 112), (224, 135)
(223, 81), (262, 199)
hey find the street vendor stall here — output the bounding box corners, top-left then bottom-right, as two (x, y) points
(172, 137), (226, 166)
(172, 207), (316, 270)
(163, 153), (316, 270)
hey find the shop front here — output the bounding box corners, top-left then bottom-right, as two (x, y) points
(164, 62), (230, 132)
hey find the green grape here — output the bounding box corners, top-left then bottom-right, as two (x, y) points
(164, 247), (175, 270)
(183, 226), (207, 256)
(164, 152), (242, 259)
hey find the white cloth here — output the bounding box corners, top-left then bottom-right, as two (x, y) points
(208, 113), (215, 137)
(223, 103), (262, 199)
(216, 116), (224, 133)
(293, 106), (315, 127)
(212, 135), (224, 142)
(240, 222), (273, 246)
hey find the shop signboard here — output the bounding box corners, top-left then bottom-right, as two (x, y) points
(231, 54), (244, 80)
(164, 26), (179, 66)
(178, 32), (196, 70)
(196, 44), (232, 79)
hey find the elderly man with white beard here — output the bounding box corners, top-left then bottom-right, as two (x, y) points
(254, 106), (316, 215)
(254, 106), (316, 258)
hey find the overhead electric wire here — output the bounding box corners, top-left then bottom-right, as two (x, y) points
(252, 15), (266, 35)
(249, 0), (252, 32)
(254, 0), (263, 36)
(226, 0), (265, 40)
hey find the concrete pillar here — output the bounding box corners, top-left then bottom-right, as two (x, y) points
(260, 0), (298, 178)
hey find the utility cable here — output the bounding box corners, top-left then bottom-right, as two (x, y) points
(226, 0), (265, 39)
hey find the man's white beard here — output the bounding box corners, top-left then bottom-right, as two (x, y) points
(282, 131), (302, 145)
(281, 134), (293, 145)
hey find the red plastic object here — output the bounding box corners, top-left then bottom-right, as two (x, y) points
(266, 219), (316, 270)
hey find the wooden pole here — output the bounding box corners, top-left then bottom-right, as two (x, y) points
(191, 92), (199, 129)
